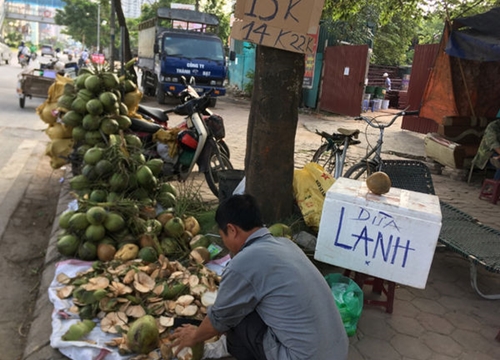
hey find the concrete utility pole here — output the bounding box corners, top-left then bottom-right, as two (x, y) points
(110, 0), (115, 70)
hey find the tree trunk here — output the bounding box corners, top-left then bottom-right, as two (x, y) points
(114, 0), (132, 62)
(245, 45), (304, 224)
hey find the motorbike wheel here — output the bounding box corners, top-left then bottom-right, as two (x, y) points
(205, 150), (233, 197)
(217, 140), (230, 159)
(19, 95), (25, 108)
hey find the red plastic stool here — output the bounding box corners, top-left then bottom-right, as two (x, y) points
(343, 270), (396, 314)
(479, 179), (500, 204)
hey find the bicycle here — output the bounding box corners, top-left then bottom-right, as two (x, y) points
(344, 109), (419, 179)
(311, 128), (361, 179)
(311, 109), (418, 179)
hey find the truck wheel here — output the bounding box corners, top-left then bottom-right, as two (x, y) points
(156, 82), (166, 104)
(208, 97), (217, 108)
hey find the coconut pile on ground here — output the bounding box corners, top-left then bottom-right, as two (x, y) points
(43, 65), (227, 359)
(55, 255), (218, 359)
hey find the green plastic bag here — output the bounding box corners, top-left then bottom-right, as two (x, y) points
(325, 273), (364, 336)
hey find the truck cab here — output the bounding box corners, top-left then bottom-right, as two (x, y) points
(138, 8), (227, 106)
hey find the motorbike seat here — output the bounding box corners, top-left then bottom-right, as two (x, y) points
(138, 105), (169, 123)
(130, 117), (163, 134)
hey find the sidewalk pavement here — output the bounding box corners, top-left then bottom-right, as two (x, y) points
(23, 102), (500, 360)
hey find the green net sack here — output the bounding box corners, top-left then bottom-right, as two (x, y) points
(325, 273), (364, 336)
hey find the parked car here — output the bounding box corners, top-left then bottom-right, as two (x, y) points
(0, 41), (12, 65)
(41, 44), (55, 57)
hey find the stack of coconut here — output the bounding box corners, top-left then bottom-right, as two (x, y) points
(44, 65), (220, 359)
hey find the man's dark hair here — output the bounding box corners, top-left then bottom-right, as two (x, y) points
(215, 194), (264, 233)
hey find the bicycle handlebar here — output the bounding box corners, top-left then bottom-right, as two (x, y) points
(355, 108), (419, 129)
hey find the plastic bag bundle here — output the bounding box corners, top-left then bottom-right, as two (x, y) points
(325, 273), (364, 336)
(292, 163), (335, 231)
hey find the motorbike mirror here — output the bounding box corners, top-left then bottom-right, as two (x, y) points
(229, 51), (236, 61)
(189, 76), (195, 85)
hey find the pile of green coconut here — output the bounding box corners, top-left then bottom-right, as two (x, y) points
(49, 65), (221, 359)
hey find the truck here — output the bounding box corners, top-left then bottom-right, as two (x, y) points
(137, 8), (227, 107)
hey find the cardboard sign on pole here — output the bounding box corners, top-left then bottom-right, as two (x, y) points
(231, 0), (325, 54)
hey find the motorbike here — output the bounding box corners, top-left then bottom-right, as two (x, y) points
(19, 54), (30, 68)
(131, 88), (233, 197)
(137, 76), (230, 159)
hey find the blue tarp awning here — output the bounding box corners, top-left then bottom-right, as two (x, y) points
(445, 7), (500, 61)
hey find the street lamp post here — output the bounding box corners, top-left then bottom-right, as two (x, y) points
(97, 2), (100, 53)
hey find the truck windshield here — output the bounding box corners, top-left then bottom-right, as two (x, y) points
(163, 34), (224, 62)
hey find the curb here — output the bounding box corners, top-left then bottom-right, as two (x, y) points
(23, 168), (72, 360)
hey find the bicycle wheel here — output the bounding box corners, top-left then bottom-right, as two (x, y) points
(312, 143), (336, 174)
(344, 161), (377, 180)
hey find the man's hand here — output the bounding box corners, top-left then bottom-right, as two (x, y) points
(169, 317), (220, 356)
(170, 324), (198, 356)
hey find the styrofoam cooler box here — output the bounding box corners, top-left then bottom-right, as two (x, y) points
(315, 177), (442, 289)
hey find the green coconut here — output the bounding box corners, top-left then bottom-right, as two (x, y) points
(62, 111), (83, 127)
(78, 241), (97, 261)
(71, 97), (88, 115)
(69, 212), (90, 231)
(104, 212), (126, 233)
(84, 75), (103, 94)
(157, 191), (176, 209)
(82, 164), (98, 181)
(145, 219), (163, 236)
(77, 88), (95, 102)
(82, 114), (101, 131)
(164, 217), (185, 238)
(85, 224), (106, 242)
(109, 173), (128, 192)
(75, 73), (91, 89)
(59, 210), (75, 229)
(127, 315), (159, 354)
(130, 152), (146, 165)
(95, 159), (113, 178)
(116, 115), (132, 130)
(119, 102), (129, 116)
(83, 147), (103, 165)
(72, 126), (87, 142)
(138, 246), (158, 263)
(124, 134), (142, 148)
(159, 182), (178, 197)
(57, 234), (80, 256)
(160, 237), (180, 256)
(100, 118), (119, 135)
(85, 130), (103, 146)
(268, 223), (293, 239)
(102, 72), (120, 89)
(145, 159), (163, 177)
(136, 165), (155, 187)
(86, 206), (108, 225)
(99, 92), (118, 111)
(69, 175), (90, 191)
(57, 95), (76, 110)
(89, 189), (108, 202)
(86, 99), (104, 116)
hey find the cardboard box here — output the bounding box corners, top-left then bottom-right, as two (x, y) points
(231, 0), (324, 54)
(315, 178), (442, 289)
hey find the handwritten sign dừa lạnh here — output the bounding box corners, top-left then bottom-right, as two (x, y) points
(230, 0), (324, 54)
(314, 177), (442, 289)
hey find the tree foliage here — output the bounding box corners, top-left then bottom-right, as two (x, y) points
(55, 0), (110, 50)
(322, 0), (500, 66)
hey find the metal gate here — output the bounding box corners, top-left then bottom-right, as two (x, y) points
(319, 45), (369, 117)
(401, 44), (440, 133)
